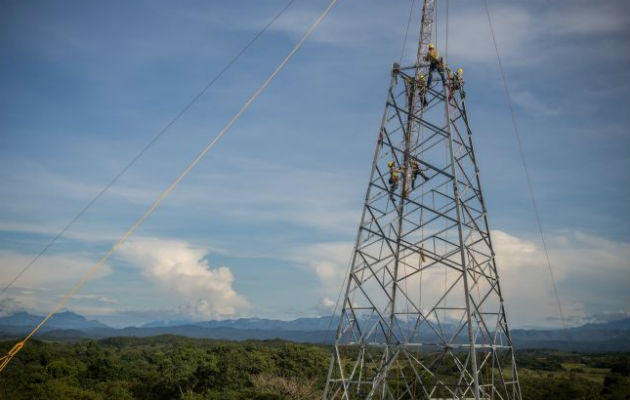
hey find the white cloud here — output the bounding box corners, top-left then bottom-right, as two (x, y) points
(291, 241), (352, 283)
(72, 294), (119, 304)
(0, 250), (112, 290)
(0, 297), (24, 317)
(268, 5), (401, 47)
(118, 238), (248, 318)
(446, 4), (531, 65)
(312, 297), (338, 315)
(511, 90), (561, 117)
(0, 251), (113, 315)
(290, 231), (629, 327)
(321, 297), (336, 309)
(447, 1), (629, 67)
(585, 310), (630, 323)
(493, 230), (630, 327)
(288, 241), (353, 311)
(552, 1), (630, 36)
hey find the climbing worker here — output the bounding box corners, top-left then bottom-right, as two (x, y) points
(447, 70), (456, 100)
(388, 161), (400, 197)
(424, 44), (446, 88)
(456, 67), (466, 99)
(410, 159), (427, 189)
(404, 76), (415, 104)
(418, 74), (428, 107)
(448, 67), (465, 100)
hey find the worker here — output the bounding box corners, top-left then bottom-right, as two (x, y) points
(410, 159), (427, 189)
(404, 76), (415, 105)
(456, 67), (466, 99)
(448, 67), (465, 100)
(388, 161), (400, 195)
(447, 70), (456, 100)
(418, 74), (428, 107)
(424, 44), (446, 88)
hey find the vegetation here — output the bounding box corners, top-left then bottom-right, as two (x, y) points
(516, 350), (630, 400)
(0, 337), (628, 399)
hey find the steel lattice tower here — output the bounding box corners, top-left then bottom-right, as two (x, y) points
(323, 1), (522, 399)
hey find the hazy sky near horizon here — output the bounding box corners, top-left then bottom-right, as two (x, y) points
(1, 0), (628, 328)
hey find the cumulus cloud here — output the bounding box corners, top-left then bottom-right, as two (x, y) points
(314, 297), (337, 314)
(291, 241), (351, 283)
(288, 241), (353, 312)
(320, 297), (336, 309)
(118, 238), (248, 318)
(493, 230), (630, 328)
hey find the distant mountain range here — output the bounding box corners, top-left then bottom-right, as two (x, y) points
(1, 311), (627, 352)
(0, 311), (108, 333)
(142, 316), (337, 331)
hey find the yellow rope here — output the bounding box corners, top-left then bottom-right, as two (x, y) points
(0, 342), (23, 372)
(0, 0), (339, 374)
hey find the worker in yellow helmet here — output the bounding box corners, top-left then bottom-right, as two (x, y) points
(410, 159), (428, 189)
(418, 74), (428, 107)
(456, 68), (466, 99)
(424, 44), (446, 88)
(448, 67), (466, 101)
(388, 161), (400, 199)
(404, 76), (415, 104)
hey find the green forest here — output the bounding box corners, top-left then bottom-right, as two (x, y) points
(0, 336), (628, 399)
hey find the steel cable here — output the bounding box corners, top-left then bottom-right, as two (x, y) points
(482, 0), (568, 333)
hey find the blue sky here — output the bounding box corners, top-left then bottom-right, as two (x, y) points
(0, 0), (628, 328)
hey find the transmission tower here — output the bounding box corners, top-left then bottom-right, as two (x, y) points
(323, 1), (522, 399)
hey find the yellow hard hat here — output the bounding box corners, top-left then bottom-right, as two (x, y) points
(457, 67), (463, 76)
(428, 44), (435, 49)
(388, 161), (394, 168)
(419, 74), (425, 80)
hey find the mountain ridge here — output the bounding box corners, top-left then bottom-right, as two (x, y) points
(1, 311), (627, 352)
